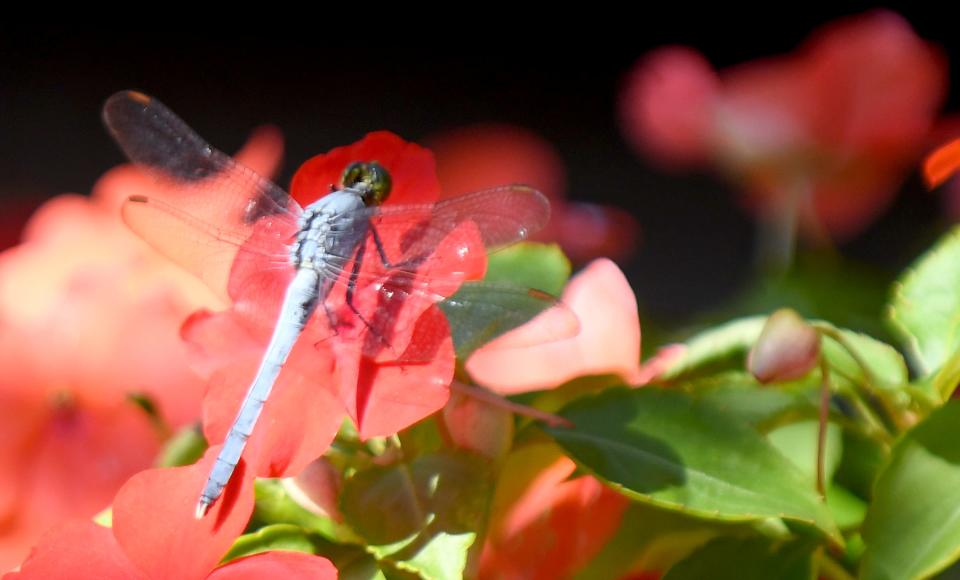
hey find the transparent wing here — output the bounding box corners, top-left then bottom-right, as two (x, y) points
(103, 90), (301, 299)
(319, 185), (549, 282)
(315, 187), (577, 360)
(439, 282), (579, 360)
(368, 184), (550, 255)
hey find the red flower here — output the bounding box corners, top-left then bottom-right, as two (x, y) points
(479, 443), (628, 578)
(925, 133), (960, 218)
(5, 449), (336, 579)
(184, 132), (481, 486)
(0, 127), (278, 571)
(620, 10), (946, 240)
(428, 123), (639, 262)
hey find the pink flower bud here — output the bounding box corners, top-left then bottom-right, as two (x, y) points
(443, 390), (514, 461)
(748, 309), (821, 383)
(284, 457), (343, 522)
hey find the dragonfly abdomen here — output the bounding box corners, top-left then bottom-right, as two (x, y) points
(196, 266), (322, 517)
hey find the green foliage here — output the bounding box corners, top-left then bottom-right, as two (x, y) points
(440, 242), (571, 358)
(211, 215), (960, 579)
(889, 225), (960, 376)
(339, 451), (493, 580)
(861, 402), (960, 580)
(544, 388), (840, 542)
(155, 424), (207, 468)
(663, 537), (816, 580)
(484, 242), (570, 296)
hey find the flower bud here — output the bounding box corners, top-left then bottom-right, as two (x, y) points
(748, 309), (821, 383)
(283, 457), (343, 521)
(443, 390), (513, 461)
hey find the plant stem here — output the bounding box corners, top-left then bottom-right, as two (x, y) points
(450, 381), (573, 428)
(756, 181), (801, 275)
(813, 324), (905, 434)
(817, 359), (830, 497)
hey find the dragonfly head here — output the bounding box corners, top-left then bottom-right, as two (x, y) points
(341, 161), (392, 206)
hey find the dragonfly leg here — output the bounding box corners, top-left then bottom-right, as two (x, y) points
(322, 302), (339, 332)
(369, 224), (427, 270)
(344, 242), (393, 351)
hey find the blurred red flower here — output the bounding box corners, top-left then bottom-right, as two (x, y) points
(5, 449), (336, 579)
(620, 10), (946, 241)
(923, 130), (960, 218)
(183, 132), (479, 485)
(429, 123), (638, 262)
(0, 128), (278, 572)
(479, 443), (628, 579)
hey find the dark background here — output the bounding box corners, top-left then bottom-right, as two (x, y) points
(2, 8), (958, 329)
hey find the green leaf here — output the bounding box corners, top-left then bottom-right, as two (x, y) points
(440, 242), (571, 359)
(861, 401), (960, 580)
(923, 349), (960, 401)
(222, 524), (317, 562)
(824, 485), (867, 531)
(662, 316), (908, 399)
(663, 537), (815, 580)
(659, 317), (766, 382)
(252, 479), (361, 544)
(339, 451), (493, 580)
(888, 225), (960, 376)
(817, 326), (908, 393)
(545, 388), (840, 543)
(440, 282), (564, 359)
(576, 502), (756, 579)
(156, 424), (207, 468)
(484, 242), (570, 296)
(766, 421), (842, 486)
(693, 372), (819, 428)
(832, 428), (888, 501)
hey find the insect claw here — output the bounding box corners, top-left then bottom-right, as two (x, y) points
(195, 499), (212, 519)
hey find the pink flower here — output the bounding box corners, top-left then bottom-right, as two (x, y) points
(466, 258), (642, 393)
(620, 10), (946, 240)
(0, 126), (279, 571)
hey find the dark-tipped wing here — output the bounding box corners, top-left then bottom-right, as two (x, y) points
(103, 91), (301, 299)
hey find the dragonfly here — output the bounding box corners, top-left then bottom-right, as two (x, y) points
(102, 91), (576, 518)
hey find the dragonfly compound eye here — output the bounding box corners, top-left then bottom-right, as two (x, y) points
(341, 161), (392, 206)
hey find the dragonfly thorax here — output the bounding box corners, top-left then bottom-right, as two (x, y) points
(290, 190), (370, 271)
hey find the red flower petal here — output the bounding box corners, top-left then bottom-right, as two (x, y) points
(290, 131), (440, 207)
(207, 551), (337, 580)
(335, 305), (454, 439)
(4, 521), (145, 580)
(480, 444), (627, 578)
(16, 397), (160, 525)
(112, 448), (255, 580)
(430, 123), (567, 200)
(199, 338), (342, 478)
(193, 132), (470, 483)
(925, 138), (960, 188)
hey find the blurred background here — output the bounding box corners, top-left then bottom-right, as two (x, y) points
(3, 7), (959, 338)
